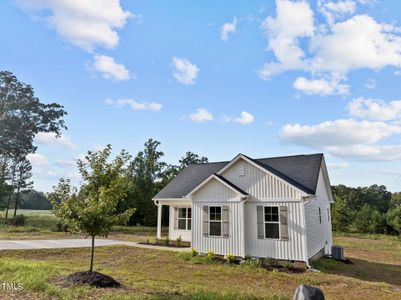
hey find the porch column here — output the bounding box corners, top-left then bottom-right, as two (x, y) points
(157, 202), (162, 239)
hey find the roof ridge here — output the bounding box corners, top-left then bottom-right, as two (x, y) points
(255, 153), (323, 160)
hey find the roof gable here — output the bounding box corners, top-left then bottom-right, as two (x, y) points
(187, 173), (249, 198)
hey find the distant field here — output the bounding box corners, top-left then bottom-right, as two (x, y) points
(13, 209), (53, 216)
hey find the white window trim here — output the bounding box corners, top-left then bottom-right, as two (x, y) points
(209, 205), (223, 238)
(264, 206), (280, 240)
(177, 207), (191, 230)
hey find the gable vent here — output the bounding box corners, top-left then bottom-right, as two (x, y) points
(239, 164), (245, 176)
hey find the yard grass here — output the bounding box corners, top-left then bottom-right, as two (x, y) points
(0, 211), (400, 299)
(0, 235), (399, 299)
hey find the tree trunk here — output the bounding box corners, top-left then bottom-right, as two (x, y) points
(5, 191), (13, 219)
(13, 186), (20, 220)
(89, 235), (95, 272)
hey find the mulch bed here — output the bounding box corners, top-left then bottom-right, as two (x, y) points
(65, 271), (121, 288)
(139, 241), (190, 248)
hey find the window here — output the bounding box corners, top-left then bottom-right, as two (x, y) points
(209, 206), (222, 236)
(319, 207), (322, 224)
(327, 208), (330, 222)
(264, 206), (280, 239)
(178, 207), (191, 230)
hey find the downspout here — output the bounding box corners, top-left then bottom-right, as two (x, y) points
(240, 195), (249, 258)
(301, 195), (312, 268)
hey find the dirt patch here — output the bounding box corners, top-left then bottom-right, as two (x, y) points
(139, 241), (190, 248)
(64, 271), (121, 288)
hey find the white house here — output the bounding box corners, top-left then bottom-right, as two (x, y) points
(153, 153), (334, 264)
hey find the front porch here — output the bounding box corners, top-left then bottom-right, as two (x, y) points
(156, 200), (192, 243)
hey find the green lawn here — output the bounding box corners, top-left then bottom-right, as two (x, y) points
(0, 211), (400, 299)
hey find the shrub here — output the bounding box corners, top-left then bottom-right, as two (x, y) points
(265, 257), (278, 267)
(225, 253), (236, 264)
(177, 251), (191, 261)
(176, 235), (182, 247)
(207, 250), (215, 259)
(164, 237), (170, 246)
(13, 215), (26, 226)
(283, 262), (294, 270)
(190, 248), (198, 257)
(242, 257), (262, 269)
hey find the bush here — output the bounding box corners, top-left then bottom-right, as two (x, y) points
(225, 253), (235, 264)
(164, 237), (170, 246)
(265, 257), (278, 267)
(177, 251), (191, 261)
(190, 248), (198, 257)
(13, 215), (26, 226)
(283, 262), (294, 270)
(176, 235), (182, 247)
(241, 257), (262, 269)
(207, 250), (215, 259)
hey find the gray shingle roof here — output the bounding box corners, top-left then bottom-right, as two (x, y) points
(153, 153), (323, 199)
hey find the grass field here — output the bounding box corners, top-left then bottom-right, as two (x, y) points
(0, 210), (400, 299)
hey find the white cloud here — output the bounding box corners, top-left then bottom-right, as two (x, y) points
(364, 78), (376, 89)
(348, 98), (401, 121)
(280, 119), (401, 148)
(328, 144), (401, 161)
(105, 98), (162, 111)
(310, 15), (401, 75)
(318, 0), (356, 24)
(259, 0), (314, 79)
(172, 57), (200, 85)
(34, 132), (77, 149)
(259, 1), (401, 94)
(223, 111), (255, 125)
(293, 77), (349, 95)
(189, 109), (214, 122)
(16, 0), (133, 52)
(221, 17), (237, 41)
(90, 55), (130, 81)
(327, 162), (350, 169)
(280, 118), (401, 161)
(27, 153), (48, 167)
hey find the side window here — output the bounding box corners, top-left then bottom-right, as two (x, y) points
(209, 206), (222, 236)
(327, 207), (330, 222)
(319, 207), (322, 224)
(264, 206), (280, 239)
(178, 208), (191, 230)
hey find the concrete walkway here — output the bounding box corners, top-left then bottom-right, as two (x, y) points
(0, 239), (190, 252)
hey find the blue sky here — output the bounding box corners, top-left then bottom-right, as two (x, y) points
(2, 0), (401, 192)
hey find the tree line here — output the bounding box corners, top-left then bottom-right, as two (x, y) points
(331, 184), (401, 235)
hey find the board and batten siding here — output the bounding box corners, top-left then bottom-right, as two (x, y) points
(244, 201), (307, 261)
(191, 178), (246, 257)
(304, 169), (333, 259)
(222, 159), (304, 200)
(168, 205), (192, 242)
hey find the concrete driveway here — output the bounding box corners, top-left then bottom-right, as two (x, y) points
(0, 239), (138, 250)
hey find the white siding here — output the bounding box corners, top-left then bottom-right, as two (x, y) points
(244, 201), (307, 261)
(304, 169), (333, 259)
(191, 178), (245, 257)
(192, 179), (237, 202)
(168, 206), (192, 242)
(222, 159), (303, 199)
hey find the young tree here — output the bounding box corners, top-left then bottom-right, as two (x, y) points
(49, 146), (135, 272)
(127, 139), (168, 226)
(331, 196), (352, 232)
(387, 206), (401, 236)
(12, 158), (33, 219)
